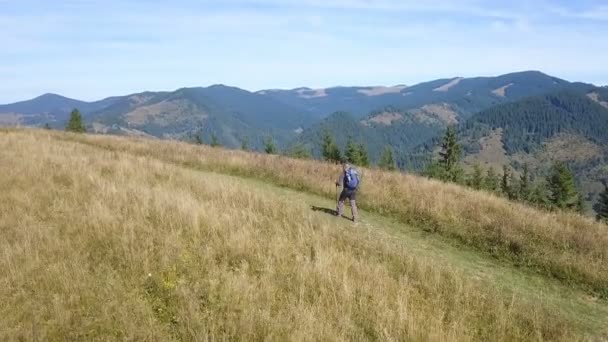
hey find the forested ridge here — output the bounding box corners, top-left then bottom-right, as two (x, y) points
(463, 91), (608, 154)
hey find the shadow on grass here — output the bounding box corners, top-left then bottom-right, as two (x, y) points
(311, 205), (354, 222)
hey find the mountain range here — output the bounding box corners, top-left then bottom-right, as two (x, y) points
(1, 71), (594, 148)
(2, 71), (608, 209)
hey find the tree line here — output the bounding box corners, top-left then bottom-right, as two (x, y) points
(320, 129), (396, 170)
(426, 127), (608, 222)
(195, 128), (397, 171)
(463, 91), (608, 154)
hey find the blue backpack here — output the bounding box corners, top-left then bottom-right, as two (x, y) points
(345, 168), (360, 190)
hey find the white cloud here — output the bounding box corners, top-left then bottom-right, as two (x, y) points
(550, 4), (608, 21)
(0, 0), (607, 102)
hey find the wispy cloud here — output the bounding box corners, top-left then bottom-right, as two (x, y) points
(550, 4), (608, 21)
(0, 0), (607, 102)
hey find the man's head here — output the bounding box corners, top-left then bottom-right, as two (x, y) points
(341, 160), (350, 171)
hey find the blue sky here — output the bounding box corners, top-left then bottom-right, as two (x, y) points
(1, 0), (608, 103)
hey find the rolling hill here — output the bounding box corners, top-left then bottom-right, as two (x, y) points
(0, 86), (314, 149)
(1, 71), (592, 151)
(2, 72), (607, 186)
(88, 85), (314, 148)
(1, 128), (607, 340)
(412, 89), (608, 210)
(286, 71), (604, 165)
(292, 108), (444, 164)
(0, 93), (119, 127)
(259, 71), (577, 120)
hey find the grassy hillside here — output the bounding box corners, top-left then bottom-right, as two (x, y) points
(51, 129), (608, 295)
(1, 129), (607, 340)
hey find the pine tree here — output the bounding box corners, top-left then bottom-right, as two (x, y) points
(547, 162), (581, 211)
(577, 196), (585, 214)
(501, 165), (511, 197)
(470, 163), (484, 190)
(438, 126), (463, 183)
(65, 109), (85, 133)
(509, 172), (519, 200)
(530, 181), (549, 208)
(241, 136), (249, 151)
(357, 143), (369, 167)
(424, 161), (446, 180)
(44, 123), (51, 130)
(289, 143), (311, 159)
(264, 136), (277, 154)
(483, 167), (499, 192)
(519, 163), (531, 202)
(321, 130), (341, 163)
(345, 138), (360, 165)
(210, 133), (220, 147)
(195, 133), (203, 145)
(378, 146), (396, 171)
(593, 181), (608, 223)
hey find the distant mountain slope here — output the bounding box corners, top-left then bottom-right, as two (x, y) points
(0, 93), (118, 126)
(291, 71), (586, 165)
(410, 89), (608, 211)
(0, 71), (602, 151)
(259, 71), (577, 120)
(0, 86), (312, 149)
(89, 86), (312, 149)
(462, 90), (608, 154)
(293, 108), (443, 164)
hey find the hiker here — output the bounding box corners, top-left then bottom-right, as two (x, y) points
(336, 160), (359, 222)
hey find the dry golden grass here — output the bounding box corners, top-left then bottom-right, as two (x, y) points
(49, 128), (608, 297)
(0, 129), (590, 340)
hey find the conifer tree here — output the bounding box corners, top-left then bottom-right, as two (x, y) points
(379, 146), (396, 171)
(508, 172), (519, 200)
(470, 163), (484, 190)
(321, 130), (341, 163)
(345, 138), (360, 165)
(357, 143), (369, 167)
(241, 136), (249, 151)
(547, 162), (581, 211)
(210, 133), (220, 147)
(65, 109), (86, 133)
(44, 123), (51, 130)
(437, 126), (463, 183)
(484, 167), (499, 192)
(289, 143), (311, 159)
(424, 161), (446, 180)
(519, 163), (531, 202)
(195, 132), (203, 145)
(530, 181), (549, 208)
(264, 136), (277, 154)
(501, 165), (511, 197)
(594, 181), (608, 223)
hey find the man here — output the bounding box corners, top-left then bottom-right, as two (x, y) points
(336, 160), (360, 222)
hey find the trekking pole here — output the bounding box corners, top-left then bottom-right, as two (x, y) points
(334, 177), (340, 214)
(335, 183), (339, 205)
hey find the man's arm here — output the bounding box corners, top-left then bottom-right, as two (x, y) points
(336, 172), (343, 187)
